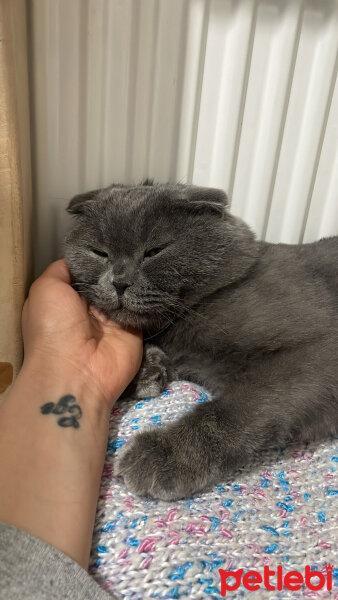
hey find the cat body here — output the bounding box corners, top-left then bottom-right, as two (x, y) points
(64, 183), (338, 500)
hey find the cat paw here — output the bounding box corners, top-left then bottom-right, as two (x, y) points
(133, 345), (175, 398)
(115, 430), (204, 500)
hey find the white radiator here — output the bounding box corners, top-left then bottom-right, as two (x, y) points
(29, 0), (338, 273)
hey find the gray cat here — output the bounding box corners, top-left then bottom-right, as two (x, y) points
(64, 182), (338, 500)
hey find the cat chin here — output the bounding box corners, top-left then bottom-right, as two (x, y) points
(82, 292), (163, 330)
(102, 307), (161, 331)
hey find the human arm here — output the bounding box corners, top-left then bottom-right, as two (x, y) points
(0, 259), (143, 569)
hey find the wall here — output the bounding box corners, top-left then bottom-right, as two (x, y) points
(0, 0), (33, 390)
(28, 0), (338, 274)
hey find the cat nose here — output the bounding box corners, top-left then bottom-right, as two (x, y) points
(111, 259), (133, 295)
(113, 281), (129, 296)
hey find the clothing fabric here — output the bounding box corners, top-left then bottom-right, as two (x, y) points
(0, 522), (113, 600)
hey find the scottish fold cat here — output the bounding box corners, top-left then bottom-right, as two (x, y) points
(64, 182), (338, 500)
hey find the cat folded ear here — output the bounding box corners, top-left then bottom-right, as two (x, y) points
(67, 189), (100, 215)
(180, 186), (228, 216)
(67, 183), (130, 215)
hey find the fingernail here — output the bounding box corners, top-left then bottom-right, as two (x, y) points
(89, 306), (107, 324)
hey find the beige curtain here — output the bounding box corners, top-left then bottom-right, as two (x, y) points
(0, 0), (33, 395)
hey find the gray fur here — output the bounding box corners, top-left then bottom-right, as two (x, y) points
(64, 182), (338, 500)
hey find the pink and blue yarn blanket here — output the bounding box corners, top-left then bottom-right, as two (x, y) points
(90, 382), (338, 599)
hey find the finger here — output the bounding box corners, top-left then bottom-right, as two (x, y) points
(40, 259), (71, 285)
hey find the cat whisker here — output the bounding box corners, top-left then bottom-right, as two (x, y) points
(164, 296), (230, 338)
(73, 288), (92, 295)
(72, 282), (92, 289)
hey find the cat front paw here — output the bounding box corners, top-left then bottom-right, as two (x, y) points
(133, 345), (175, 398)
(115, 429), (205, 500)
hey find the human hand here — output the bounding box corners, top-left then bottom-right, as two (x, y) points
(22, 259), (143, 406)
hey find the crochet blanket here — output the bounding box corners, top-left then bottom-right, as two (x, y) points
(89, 382), (338, 599)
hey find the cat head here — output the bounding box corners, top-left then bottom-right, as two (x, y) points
(64, 182), (255, 330)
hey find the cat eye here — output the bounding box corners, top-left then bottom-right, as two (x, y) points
(144, 248), (162, 259)
(90, 248), (109, 258)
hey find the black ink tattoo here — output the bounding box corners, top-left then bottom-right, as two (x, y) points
(40, 394), (82, 429)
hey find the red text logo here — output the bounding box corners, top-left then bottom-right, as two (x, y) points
(218, 564), (333, 596)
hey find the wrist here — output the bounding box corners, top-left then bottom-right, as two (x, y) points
(0, 351), (113, 568)
(19, 352), (112, 411)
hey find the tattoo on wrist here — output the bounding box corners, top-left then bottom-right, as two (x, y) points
(40, 395), (82, 428)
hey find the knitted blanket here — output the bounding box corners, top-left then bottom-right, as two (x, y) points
(89, 382), (338, 599)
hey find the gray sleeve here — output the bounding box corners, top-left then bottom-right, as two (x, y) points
(0, 522), (114, 600)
